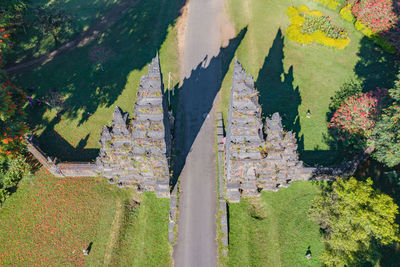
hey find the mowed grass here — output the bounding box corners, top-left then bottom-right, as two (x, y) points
(0, 168), (171, 266)
(111, 193), (171, 266)
(222, 0), (397, 165)
(12, 0), (182, 161)
(227, 182), (323, 267)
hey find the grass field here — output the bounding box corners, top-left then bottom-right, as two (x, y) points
(227, 182), (324, 267)
(0, 167), (170, 266)
(11, 0), (182, 161)
(7, 0), (122, 64)
(221, 0), (397, 166)
(222, 0), (398, 265)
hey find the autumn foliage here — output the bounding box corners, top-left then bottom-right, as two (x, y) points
(329, 88), (387, 138)
(349, 0), (398, 33)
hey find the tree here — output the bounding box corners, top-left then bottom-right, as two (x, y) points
(0, 8), (30, 204)
(328, 88), (387, 149)
(309, 177), (399, 266)
(33, 5), (72, 45)
(373, 82), (400, 167)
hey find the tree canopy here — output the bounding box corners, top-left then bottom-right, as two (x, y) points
(309, 177), (399, 266)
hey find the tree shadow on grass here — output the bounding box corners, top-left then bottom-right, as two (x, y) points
(354, 37), (399, 92)
(14, 0), (185, 161)
(321, 36), (399, 166)
(171, 27), (247, 189)
(255, 29), (303, 149)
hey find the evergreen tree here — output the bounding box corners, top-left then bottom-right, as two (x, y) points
(373, 80), (400, 167)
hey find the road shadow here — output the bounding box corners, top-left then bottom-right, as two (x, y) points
(15, 0), (185, 161)
(171, 27), (247, 189)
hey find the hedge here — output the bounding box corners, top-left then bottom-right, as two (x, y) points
(354, 20), (396, 54)
(312, 0), (341, 10)
(286, 6), (351, 50)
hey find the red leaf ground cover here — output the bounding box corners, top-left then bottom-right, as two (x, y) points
(0, 167), (121, 266)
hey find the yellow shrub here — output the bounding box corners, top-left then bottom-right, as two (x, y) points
(292, 15), (305, 25)
(355, 20), (374, 37)
(286, 6), (299, 17)
(287, 25), (314, 44)
(285, 6), (351, 50)
(310, 10), (323, 17)
(312, 0), (340, 10)
(340, 4), (354, 22)
(354, 20), (396, 54)
(298, 5), (310, 13)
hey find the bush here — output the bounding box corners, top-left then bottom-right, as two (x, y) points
(355, 20), (396, 53)
(312, 0), (341, 10)
(286, 6), (351, 49)
(330, 80), (362, 110)
(329, 88), (387, 138)
(302, 15), (347, 39)
(350, 0), (398, 33)
(0, 155), (31, 204)
(339, 4), (354, 22)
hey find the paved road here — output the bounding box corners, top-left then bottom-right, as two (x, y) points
(173, 0), (225, 266)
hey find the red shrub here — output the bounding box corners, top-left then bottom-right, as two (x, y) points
(329, 88), (387, 138)
(350, 0), (398, 32)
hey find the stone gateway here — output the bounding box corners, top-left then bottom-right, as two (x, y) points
(96, 55), (171, 198)
(225, 59), (305, 202)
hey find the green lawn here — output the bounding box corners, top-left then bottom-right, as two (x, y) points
(0, 168), (170, 266)
(7, 0), (122, 64)
(222, 0), (397, 166)
(110, 193), (171, 266)
(227, 182), (324, 267)
(12, 0), (182, 161)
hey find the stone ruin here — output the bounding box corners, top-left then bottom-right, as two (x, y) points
(96, 55), (171, 198)
(225, 59), (304, 202)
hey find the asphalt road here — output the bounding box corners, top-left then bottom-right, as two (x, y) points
(173, 0), (225, 266)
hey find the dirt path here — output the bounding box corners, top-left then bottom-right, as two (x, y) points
(103, 198), (123, 266)
(5, 0), (140, 74)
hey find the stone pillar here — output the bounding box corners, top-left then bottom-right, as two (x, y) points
(225, 59), (264, 202)
(96, 54), (171, 198)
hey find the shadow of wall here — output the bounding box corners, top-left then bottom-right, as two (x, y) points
(171, 28), (247, 189)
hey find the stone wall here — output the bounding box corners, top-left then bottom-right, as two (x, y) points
(26, 55), (171, 198)
(95, 55), (171, 198)
(225, 59), (305, 202)
(26, 135), (98, 177)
